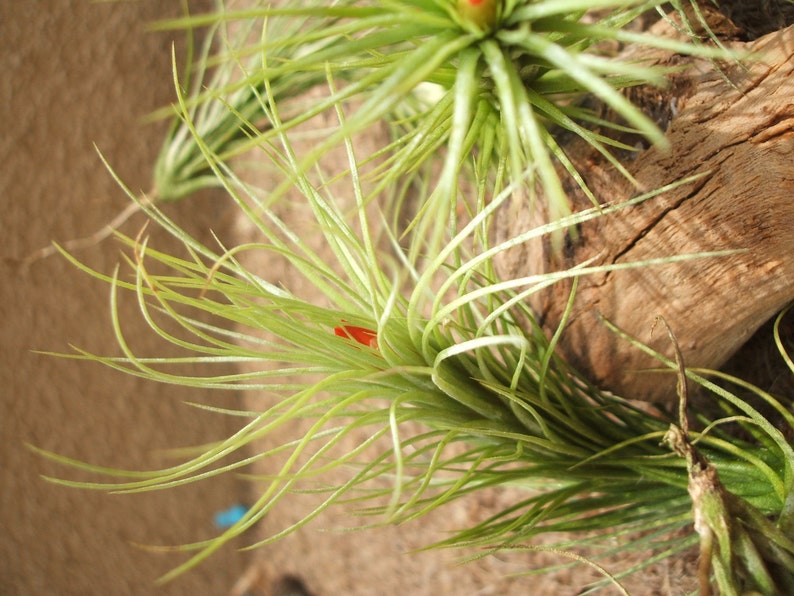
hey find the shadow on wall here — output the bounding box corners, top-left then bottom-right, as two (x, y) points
(1, 2), (249, 594)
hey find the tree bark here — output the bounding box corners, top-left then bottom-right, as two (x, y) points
(495, 17), (794, 403)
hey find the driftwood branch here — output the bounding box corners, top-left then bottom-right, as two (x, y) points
(495, 17), (794, 403)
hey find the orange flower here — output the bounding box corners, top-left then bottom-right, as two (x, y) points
(334, 324), (378, 349)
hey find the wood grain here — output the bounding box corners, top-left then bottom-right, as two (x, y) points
(495, 21), (794, 403)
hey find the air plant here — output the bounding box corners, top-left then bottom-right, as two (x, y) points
(37, 0), (794, 593)
(150, 0), (726, 233)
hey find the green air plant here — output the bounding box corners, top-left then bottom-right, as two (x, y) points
(149, 0), (726, 242)
(38, 0), (794, 592)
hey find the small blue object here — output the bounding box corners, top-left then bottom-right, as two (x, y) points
(214, 503), (249, 529)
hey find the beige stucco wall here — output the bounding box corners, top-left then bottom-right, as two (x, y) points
(1, 2), (249, 593)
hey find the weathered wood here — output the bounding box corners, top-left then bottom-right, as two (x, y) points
(495, 21), (794, 403)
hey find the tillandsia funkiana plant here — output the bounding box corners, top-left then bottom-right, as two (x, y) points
(38, 0), (794, 593)
(151, 0), (727, 241)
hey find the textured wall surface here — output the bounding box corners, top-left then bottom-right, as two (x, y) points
(1, 2), (249, 594)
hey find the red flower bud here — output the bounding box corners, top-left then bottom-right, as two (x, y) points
(334, 324), (378, 349)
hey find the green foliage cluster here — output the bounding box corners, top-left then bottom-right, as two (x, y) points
(43, 1), (794, 592)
